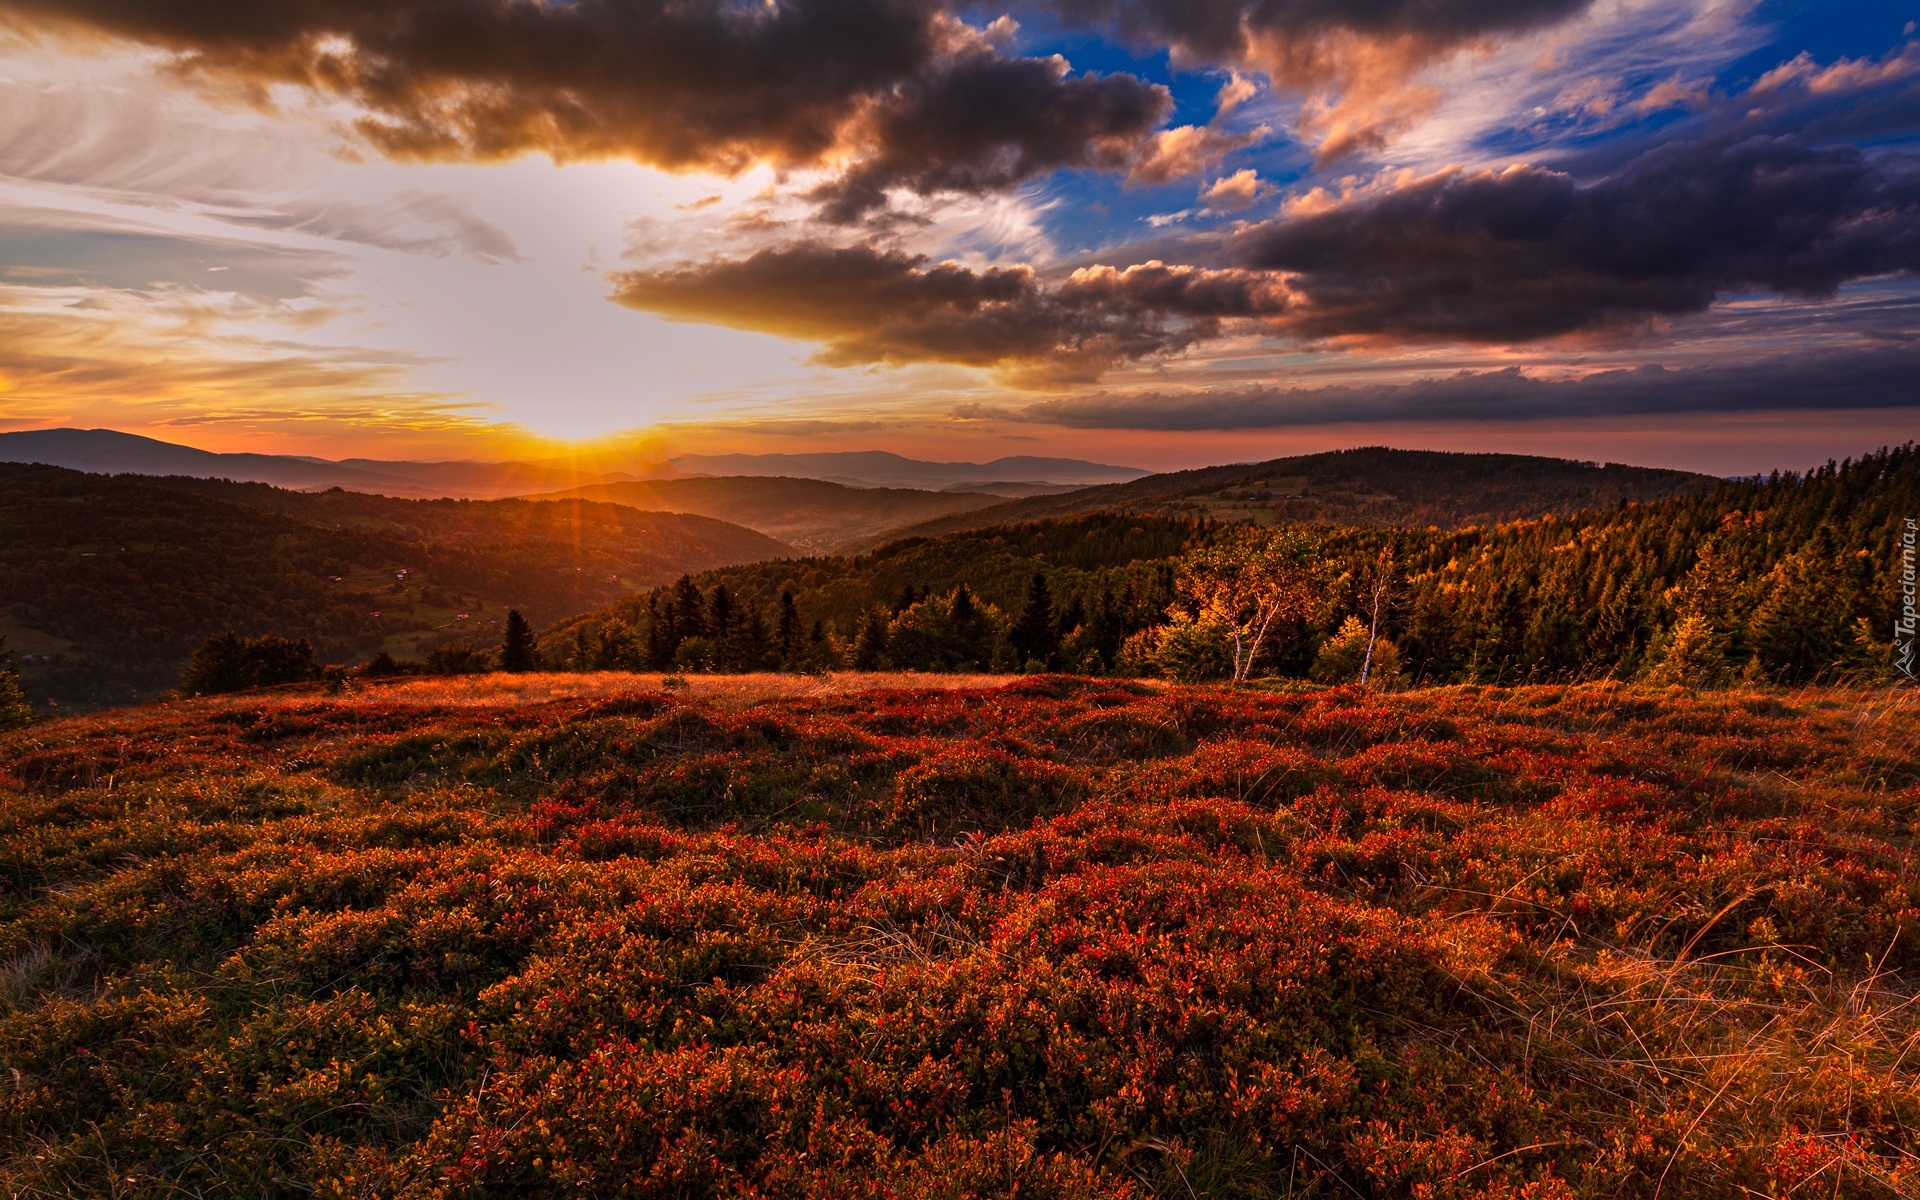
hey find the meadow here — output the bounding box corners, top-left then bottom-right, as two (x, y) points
(1, 672), (1917, 1198)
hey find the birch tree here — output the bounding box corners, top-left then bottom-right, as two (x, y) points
(1179, 530), (1321, 682)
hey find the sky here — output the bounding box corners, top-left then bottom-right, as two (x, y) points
(0, 0), (1915, 475)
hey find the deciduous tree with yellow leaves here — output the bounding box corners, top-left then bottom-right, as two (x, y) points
(1178, 530), (1323, 682)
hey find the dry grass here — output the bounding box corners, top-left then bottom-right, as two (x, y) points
(345, 670), (1023, 708)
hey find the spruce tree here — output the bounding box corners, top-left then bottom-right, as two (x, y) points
(1642, 613), (1728, 687)
(500, 609), (539, 673)
(776, 591), (802, 667)
(949, 585), (992, 671)
(1748, 527), (1853, 684)
(723, 605), (770, 671)
(645, 594), (676, 669)
(670, 576), (706, 640)
(853, 608), (890, 670)
(1011, 572), (1059, 669)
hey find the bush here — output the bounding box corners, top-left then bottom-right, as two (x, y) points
(359, 650), (423, 677)
(1311, 615), (1403, 687)
(1134, 610), (1236, 682)
(426, 643), (494, 675)
(178, 631), (318, 696)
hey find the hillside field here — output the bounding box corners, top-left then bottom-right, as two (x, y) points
(1, 674), (1917, 1197)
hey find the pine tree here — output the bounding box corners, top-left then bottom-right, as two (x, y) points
(1056, 595), (1086, 642)
(499, 609), (539, 673)
(708, 586), (734, 641)
(1011, 572), (1059, 669)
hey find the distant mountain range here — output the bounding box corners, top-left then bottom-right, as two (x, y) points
(665, 451), (1148, 490)
(0, 429), (1145, 497)
(530, 478), (1007, 554)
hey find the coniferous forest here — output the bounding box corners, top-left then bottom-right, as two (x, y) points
(541, 445), (1918, 688)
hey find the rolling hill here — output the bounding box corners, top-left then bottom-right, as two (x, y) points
(142, 476), (790, 565)
(529, 476), (1009, 553)
(867, 446), (1718, 546)
(0, 465), (788, 708)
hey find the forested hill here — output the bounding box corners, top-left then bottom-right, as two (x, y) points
(546, 445), (1914, 686)
(541, 512), (1200, 667)
(145, 476), (788, 564)
(869, 446), (1717, 545)
(526, 476), (1005, 553)
(0, 466), (788, 708)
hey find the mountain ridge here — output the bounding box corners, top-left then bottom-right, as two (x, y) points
(666, 450), (1148, 490)
(861, 446), (1719, 546)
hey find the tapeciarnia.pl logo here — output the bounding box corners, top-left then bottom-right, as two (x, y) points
(1899, 516), (1917, 680)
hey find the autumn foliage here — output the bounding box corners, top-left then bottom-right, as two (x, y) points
(0, 673), (1917, 1197)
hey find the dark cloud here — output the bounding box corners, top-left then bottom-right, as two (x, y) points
(810, 47), (1168, 223)
(1008, 344), (1920, 429)
(1238, 135), (1920, 342)
(609, 242), (1288, 384)
(615, 131), (1920, 385)
(1, 0), (1165, 217)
